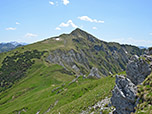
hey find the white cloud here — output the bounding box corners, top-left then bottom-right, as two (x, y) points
(49, 1), (54, 5)
(59, 22), (69, 27)
(6, 27), (16, 30)
(149, 33), (152, 35)
(59, 20), (77, 28)
(16, 22), (20, 25)
(25, 33), (38, 38)
(92, 27), (97, 30)
(62, 0), (69, 5)
(55, 27), (61, 30)
(78, 16), (104, 23)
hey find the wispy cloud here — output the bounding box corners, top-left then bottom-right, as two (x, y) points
(16, 22), (20, 25)
(78, 16), (104, 23)
(62, 0), (69, 5)
(149, 33), (152, 35)
(55, 20), (77, 30)
(55, 27), (61, 30)
(6, 27), (16, 30)
(49, 1), (54, 5)
(111, 37), (152, 47)
(59, 20), (77, 28)
(92, 27), (97, 30)
(25, 33), (38, 38)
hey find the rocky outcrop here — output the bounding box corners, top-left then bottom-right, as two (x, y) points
(111, 75), (137, 114)
(45, 29), (145, 77)
(88, 67), (101, 79)
(126, 55), (151, 85)
(68, 76), (79, 85)
(148, 47), (152, 55)
(149, 50), (152, 55)
(72, 65), (80, 73)
(46, 49), (90, 74)
(111, 54), (152, 114)
(80, 97), (114, 114)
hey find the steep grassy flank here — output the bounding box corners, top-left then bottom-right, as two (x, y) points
(0, 59), (115, 114)
(0, 61), (74, 113)
(50, 77), (115, 114)
(0, 50), (46, 92)
(135, 72), (152, 114)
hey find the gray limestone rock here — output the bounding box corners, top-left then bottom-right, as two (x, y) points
(126, 57), (151, 85)
(111, 75), (137, 114)
(130, 55), (139, 62)
(149, 50), (152, 55)
(149, 48), (152, 55)
(46, 49), (90, 74)
(145, 48), (152, 55)
(68, 76), (79, 85)
(72, 65), (80, 72)
(88, 67), (101, 79)
(111, 54), (152, 114)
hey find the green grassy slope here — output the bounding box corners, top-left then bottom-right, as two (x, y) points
(135, 72), (152, 114)
(0, 59), (115, 113)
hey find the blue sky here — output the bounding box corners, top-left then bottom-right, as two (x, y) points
(0, 0), (152, 47)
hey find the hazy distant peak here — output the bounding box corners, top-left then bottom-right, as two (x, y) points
(0, 41), (28, 46)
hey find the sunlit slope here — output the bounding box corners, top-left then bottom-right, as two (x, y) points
(0, 28), (144, 113)
(0, 60), (115, 113)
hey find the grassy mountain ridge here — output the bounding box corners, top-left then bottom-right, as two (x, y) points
(0, 29), (144, 76)
(0, 28), (145, 113)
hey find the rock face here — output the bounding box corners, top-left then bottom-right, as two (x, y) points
(80, 97), (114, 114)
(45, 29), (145, 77)
(88, 67), (101, 79)
(111, 75), (137, 114)
(46, 49), (90, 74)
(126, 55), (151, 85)
(148, 47), (152, 55)
(111, 55), (152, 114)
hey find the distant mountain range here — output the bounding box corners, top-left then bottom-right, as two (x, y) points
(138, 46), (148, 49)
(0, 41), (27, 53)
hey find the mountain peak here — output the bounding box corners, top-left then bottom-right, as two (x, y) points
(70, 28), (89, 37)
(71, 28), (83, 33)
(70, 28), (98, 43)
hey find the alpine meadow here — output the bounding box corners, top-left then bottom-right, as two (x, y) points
(0, 0), (152, 114)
